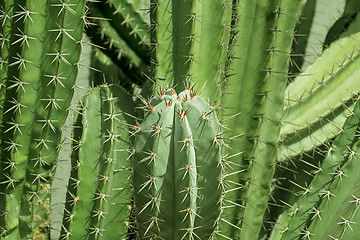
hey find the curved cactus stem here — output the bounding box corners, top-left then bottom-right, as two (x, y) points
(306, 131), (360, 239)
(298, 0), (346, 70)
(281, 99), (360, 239)
(85, 6), (147, 87)
(280, 13), (360, 160)
(92, 0), (150, 66)
(104, 0), (150, 46)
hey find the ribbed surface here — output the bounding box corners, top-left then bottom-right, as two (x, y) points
(133, 88), (223, 239)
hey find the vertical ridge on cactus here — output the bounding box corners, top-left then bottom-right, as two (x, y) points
(221, 0), (282, 238)
(150, 0), (231, 102)
(0, 1), (50, 238)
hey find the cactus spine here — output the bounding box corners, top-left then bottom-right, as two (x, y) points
(132, 86), (223, 239)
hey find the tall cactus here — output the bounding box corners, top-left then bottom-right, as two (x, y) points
(61, 84), (135, 239)
(0, 0), (87, 238)
(149, 0), (231, 102)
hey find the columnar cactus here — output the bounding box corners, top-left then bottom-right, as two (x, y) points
(149, 0), (231, 102)
(61, 85), (135, 239)
(132, 85), (223, 239)
(0, 0), (87, 238)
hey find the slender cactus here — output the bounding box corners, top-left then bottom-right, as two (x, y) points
(132, 86), (223, 239)
(150, 0), (231, 102)
(0, 0), (86, 238)
(61, 84), (134, 239)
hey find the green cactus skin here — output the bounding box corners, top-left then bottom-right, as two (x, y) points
(220, 1), (306, 238)
(279, 12), (360, 160)
(299, 0), (346, 70)
(92, 0), (150, 66)
(0, 0), (87, 238)
(132, 87), (223, 239)
(61, 85), (134, 239)
(150, 0), (231, 102)
(85, 6), (147, 86)
(104, 0), (150, 49)
(149, 0), (174, 92)
(0, 1), (50, 238)
(0, 0), (13, 122)
(281, 97), (360, 239)
(1, 1), (360, 239)
(38, 0), (87, 165)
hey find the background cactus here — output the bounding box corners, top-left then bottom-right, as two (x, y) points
(60, 85), (134, 239)
(1, 0), (360, 239)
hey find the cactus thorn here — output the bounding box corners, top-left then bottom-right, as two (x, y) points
(190, 88), (197, 99)
(171, 88), (177, 96)
(157, 88), (165, 98)
(177, 109), (189, 119)
(165, 99), (173, 108)
(185, 81), (192, 90)
(146, 103), (155, 112)
(152, 124), (162, 136)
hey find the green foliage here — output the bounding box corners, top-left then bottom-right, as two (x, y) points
(1, 0), (360, 239)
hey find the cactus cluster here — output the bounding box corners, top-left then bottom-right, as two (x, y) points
(1, 0), (360, 240)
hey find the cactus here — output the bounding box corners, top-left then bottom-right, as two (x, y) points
(270, 95), (360, 240)
(0, 0), (87, 238)
(61, 84), (135, 239)
(149, 0), (231, 102)
(1, 0), (360, 240)
(132, 86), (223, 239)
